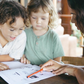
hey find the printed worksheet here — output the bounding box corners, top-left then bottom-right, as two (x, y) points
(0, 61), (55, 84)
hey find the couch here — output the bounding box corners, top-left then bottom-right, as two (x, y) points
(53, 25), (77, 57)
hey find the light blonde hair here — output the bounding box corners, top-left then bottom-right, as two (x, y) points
(26, 0), (59, 29)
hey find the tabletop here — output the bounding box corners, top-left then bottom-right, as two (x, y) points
(0, 74), (78, 84)
(32, 74), (78, 84)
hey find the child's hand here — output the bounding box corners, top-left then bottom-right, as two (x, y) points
(0, 63), (9, 71)
(20, 55), (30, 64)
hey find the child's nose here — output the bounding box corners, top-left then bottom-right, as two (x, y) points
(36, 18), (41, 23)
(14, 31), (20, 36)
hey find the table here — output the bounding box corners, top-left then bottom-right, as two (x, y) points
(0, 74), (78, 84)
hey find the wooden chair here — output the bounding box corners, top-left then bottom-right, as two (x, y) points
(62, 56), (84, 66)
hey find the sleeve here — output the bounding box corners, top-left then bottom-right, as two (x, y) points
(9, 31), (26, 60)
(53, 32), (64, 58)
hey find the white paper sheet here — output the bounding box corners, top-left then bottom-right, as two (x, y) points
(0, 61), (55, 84)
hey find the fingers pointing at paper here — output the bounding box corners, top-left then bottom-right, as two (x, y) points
(41, 59), (63, 72)
(41, 59), (77, 76)
(0, 63), (9, 71)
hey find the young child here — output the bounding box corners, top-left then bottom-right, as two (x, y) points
(0, 0), (28, 70)
(23, 0), (64, 65)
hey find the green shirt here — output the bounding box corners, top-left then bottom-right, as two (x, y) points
(24, 27), (64, 65)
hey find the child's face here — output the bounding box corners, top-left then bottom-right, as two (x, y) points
(30, 7), (50, 30)
(0, 17), (25, 42)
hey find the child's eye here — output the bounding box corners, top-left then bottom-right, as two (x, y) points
(42, 18), (46, 20)
(19, 28), (23, 30)
(32, 17), (36, 19)
(10, 29), (14, 31)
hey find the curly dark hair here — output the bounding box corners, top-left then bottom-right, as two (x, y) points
(0, 0), (27, 25)
(68, 0), (84, 33)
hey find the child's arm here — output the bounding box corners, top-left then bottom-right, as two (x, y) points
(54, 57), (61, 62)
(20, 55), (30, 64)
(53, 33), (64, 63)
(0, 55), (14, 62)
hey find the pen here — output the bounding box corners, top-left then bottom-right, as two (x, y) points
(27, 68), (43, 78)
